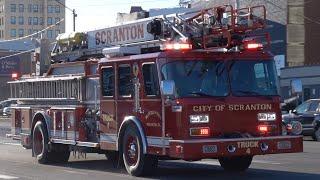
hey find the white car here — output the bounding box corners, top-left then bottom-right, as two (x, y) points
(2, 106), (12, 116)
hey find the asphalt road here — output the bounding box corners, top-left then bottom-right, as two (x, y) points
(0, 118), (320, 180)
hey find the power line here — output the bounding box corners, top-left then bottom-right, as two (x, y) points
(55, 0), (77, 31)
(0, 18), (65, 43)
(55, 0), (73, 12)
(0, 49), (36, 61)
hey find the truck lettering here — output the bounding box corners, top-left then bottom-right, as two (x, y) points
(94, 23), (145, 46)
(237, 141), (259, 148)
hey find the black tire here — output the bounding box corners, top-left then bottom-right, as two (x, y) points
(122, 125), (158, 176)
(312, 126), (320, 141)
(218, 156), (253, 172)
(49, 146), (70, 163)
(32, 121), (51, 164)
(105, 151), (121, 168)
(33, 121), (70, 164)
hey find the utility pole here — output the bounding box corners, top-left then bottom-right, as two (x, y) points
(55, 0), (77, 31)
(73, 9), (77, 32)
(235, 0), (240, 9)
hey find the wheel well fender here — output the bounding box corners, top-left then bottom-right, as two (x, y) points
(117, 116), (147, 154)
(31, 111), (52, 139)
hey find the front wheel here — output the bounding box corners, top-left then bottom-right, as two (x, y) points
(218, 156), (253, 172)
(122, 125), (158, 176)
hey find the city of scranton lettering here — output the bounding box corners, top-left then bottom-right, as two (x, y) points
(193, 104), (272, 112)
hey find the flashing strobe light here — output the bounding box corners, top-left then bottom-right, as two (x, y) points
(258, 125), (269, 133)
(245, 43), (263, 50)
(161, 43), (192, 51)
(12, 73), (18, 79)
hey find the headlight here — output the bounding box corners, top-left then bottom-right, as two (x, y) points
(257, 112), (276, 121)
(189, 114), (209, 123)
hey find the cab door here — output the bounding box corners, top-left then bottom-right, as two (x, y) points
(100, 64), (117, 150)
(140, 61), (163, 150)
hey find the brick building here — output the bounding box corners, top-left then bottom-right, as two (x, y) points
(0, 0), (65, 41)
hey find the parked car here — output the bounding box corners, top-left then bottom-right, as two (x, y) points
(282, 99), (320, 141)
(0, 100), (16, 116)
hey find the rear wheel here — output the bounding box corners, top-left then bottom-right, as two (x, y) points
(32, 121), (50, 164)
(33, 121), (70, 164)
(122, 125), (158, 176)
(218, 156), (253, 172)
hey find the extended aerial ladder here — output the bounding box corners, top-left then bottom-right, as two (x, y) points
(51, 5), (268, 63)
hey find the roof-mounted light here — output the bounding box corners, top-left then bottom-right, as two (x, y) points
(161, 43), (192, 51)
(12, 73), (19, 80)
(244, 43), (263, 50)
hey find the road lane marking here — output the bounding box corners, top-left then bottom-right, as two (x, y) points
(198, 159), (283, 166)
(252, 160), (282, 165)
(61, 170), (88, 175)
(0, 142), (20, 146)
(0, 174), (18, 179)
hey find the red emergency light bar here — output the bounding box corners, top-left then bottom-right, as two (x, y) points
(245, 43), (263, 50)
(161, 43), (192, 51)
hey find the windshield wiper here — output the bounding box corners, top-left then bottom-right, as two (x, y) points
(187, 91), (215, 97)
(233, 90), (274, 99)
(234, 90), (260, 95)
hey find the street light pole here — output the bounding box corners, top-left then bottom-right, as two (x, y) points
(73, 9), (77, 32)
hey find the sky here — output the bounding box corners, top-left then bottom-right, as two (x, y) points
(65, 0), (180, 33)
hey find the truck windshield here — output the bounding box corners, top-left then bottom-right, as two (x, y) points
(161, 60), (229, 97)
(229, 60), (279, 96)
(161, 59), (279, 98)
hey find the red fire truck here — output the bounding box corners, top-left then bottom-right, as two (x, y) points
(8, 5), (303, 176)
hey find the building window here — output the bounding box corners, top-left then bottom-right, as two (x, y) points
(19, 4), (24, 12)
(28, 17), (32, 25)
(33, 17), (38, 25)
(55, 17), (60, 24)
(47, 17), (53, 25)
(39, 5), (43, 13)
(33, 4), (39, 13)
(33, 30), (38, 38)
(28, 29), (32, 35)
(55, 5), (60, 13)
(10, 4), (16, 12)
(28, 4), (32, 12)
(48, 5), (54, 13)
(10, 29), (16, 37)
(47, 30), (53, 38)
(55, 29), (60, 36)
(18, 29), (24, 37)
(18, 16), (24, 25)
(39, 17), (44, 25)
(10, 16), (16, 24)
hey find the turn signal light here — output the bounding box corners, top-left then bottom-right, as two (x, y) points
(190, 127), (210, 136)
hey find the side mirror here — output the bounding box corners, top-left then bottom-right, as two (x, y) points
(160, 80), (176, 97)
(292, 109), (297, 114)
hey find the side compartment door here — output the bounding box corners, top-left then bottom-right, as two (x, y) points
(100, 65), (117, 150)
